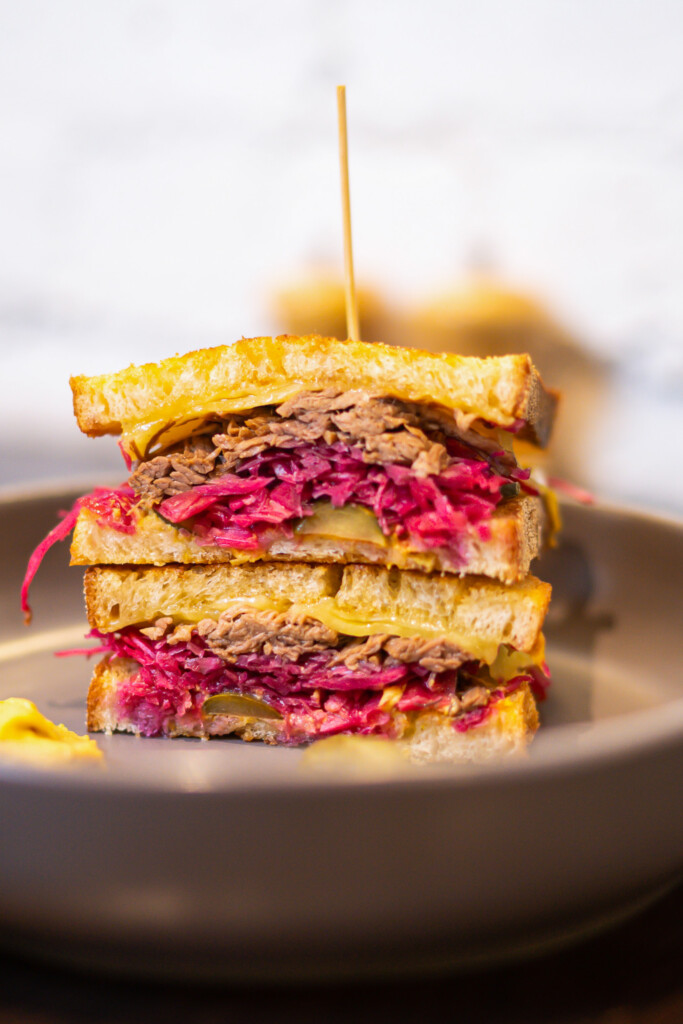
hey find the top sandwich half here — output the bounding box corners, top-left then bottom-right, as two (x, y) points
(69, 334), (558, 582)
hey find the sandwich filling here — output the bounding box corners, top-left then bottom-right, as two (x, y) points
(20, 391), (543, 623)
(92, 391), (533, 557)
(88, 604), (549, 742)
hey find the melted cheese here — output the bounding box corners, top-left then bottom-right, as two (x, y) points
(120, 585), (543, 673)
(489, 634), (546, 682)
(125, 386), (315, 460)
(123, 388), (518, 462)
(293, 598), (501, 663)
(0, 699), (103, 765)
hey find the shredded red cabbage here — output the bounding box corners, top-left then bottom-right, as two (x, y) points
(55, 645), (106, 658)
(21, 508), (81, 624)
(21, 486), (136, 622)
(90, 627), (525, 742)
(528, 663), (552, 702)
(155, 438), (526, 565)
(21, 433), (534, 617)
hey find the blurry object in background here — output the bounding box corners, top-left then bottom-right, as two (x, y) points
(270, 268), (387, 341)
(300, 733), (412, 776)
(405, 272), (575, 361)
(402, 273), (610, 489)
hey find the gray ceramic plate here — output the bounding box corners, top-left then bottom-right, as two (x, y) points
(0, 484), (682, 981)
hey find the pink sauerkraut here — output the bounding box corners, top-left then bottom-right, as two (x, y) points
(21, 436), (534, 617)
(21, 487), (137, 623)
(156, 438), (531, 559)
(90, 627), (527, 742)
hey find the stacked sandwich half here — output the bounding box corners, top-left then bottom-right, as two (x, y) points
(54, 336), (559, 762)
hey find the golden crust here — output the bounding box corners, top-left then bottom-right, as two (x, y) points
(83, 561), (342, 629)
(402, 682), (539, 764)
(70, 335), (557, 449)
(85, 655), (135, 732)
(85, 657), (107, 731)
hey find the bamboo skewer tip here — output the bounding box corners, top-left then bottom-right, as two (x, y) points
(336, 86), (360, 342)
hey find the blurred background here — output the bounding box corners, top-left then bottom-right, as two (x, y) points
(1, 0), (681, 512)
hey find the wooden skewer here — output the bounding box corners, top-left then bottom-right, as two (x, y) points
(336, 85), (360, 341)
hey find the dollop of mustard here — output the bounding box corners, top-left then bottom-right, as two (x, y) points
(0, 698), (102, 765)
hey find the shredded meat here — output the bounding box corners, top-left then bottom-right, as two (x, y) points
(194, 606), (338, 662)
(459, 684), (490, 709)
(382, 636), (468, 672)
(139, 616), (174, 641)
(325, 633), (468, 673)
(127, 390), (472, 506)
(144, 604), (338, 662)
(130, 436), (222, 506)
(271, 391), (451, 474)
(142, 608), (469, 673)
(136, 612), (495, 717)
(439, 683), (491, 715)
(326, 633), (390, 671)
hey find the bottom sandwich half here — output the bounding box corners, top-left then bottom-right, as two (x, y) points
(83, 562), (551, 764)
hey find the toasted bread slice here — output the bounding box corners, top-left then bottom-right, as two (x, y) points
(87, 656), (539, 764)
(71, 335), (558, 455)
(71, 494), (543, 585)
(84, 561), (550, 660)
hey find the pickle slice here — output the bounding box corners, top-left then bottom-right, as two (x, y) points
(294, 501), (387, 546)
(500, 481), (520, 500)
(202, 693), (283, 720)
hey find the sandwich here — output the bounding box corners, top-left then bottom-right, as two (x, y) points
(23, 334), (557, 764)
(84, 561), (550, 763)
(67, 335), (558, 583)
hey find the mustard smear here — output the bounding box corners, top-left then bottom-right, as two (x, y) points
(0, 698), (102, 766)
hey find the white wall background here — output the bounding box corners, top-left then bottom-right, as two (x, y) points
(1, 0), (682, 511)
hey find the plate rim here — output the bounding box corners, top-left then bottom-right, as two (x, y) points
(2, 482), (682, 798)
